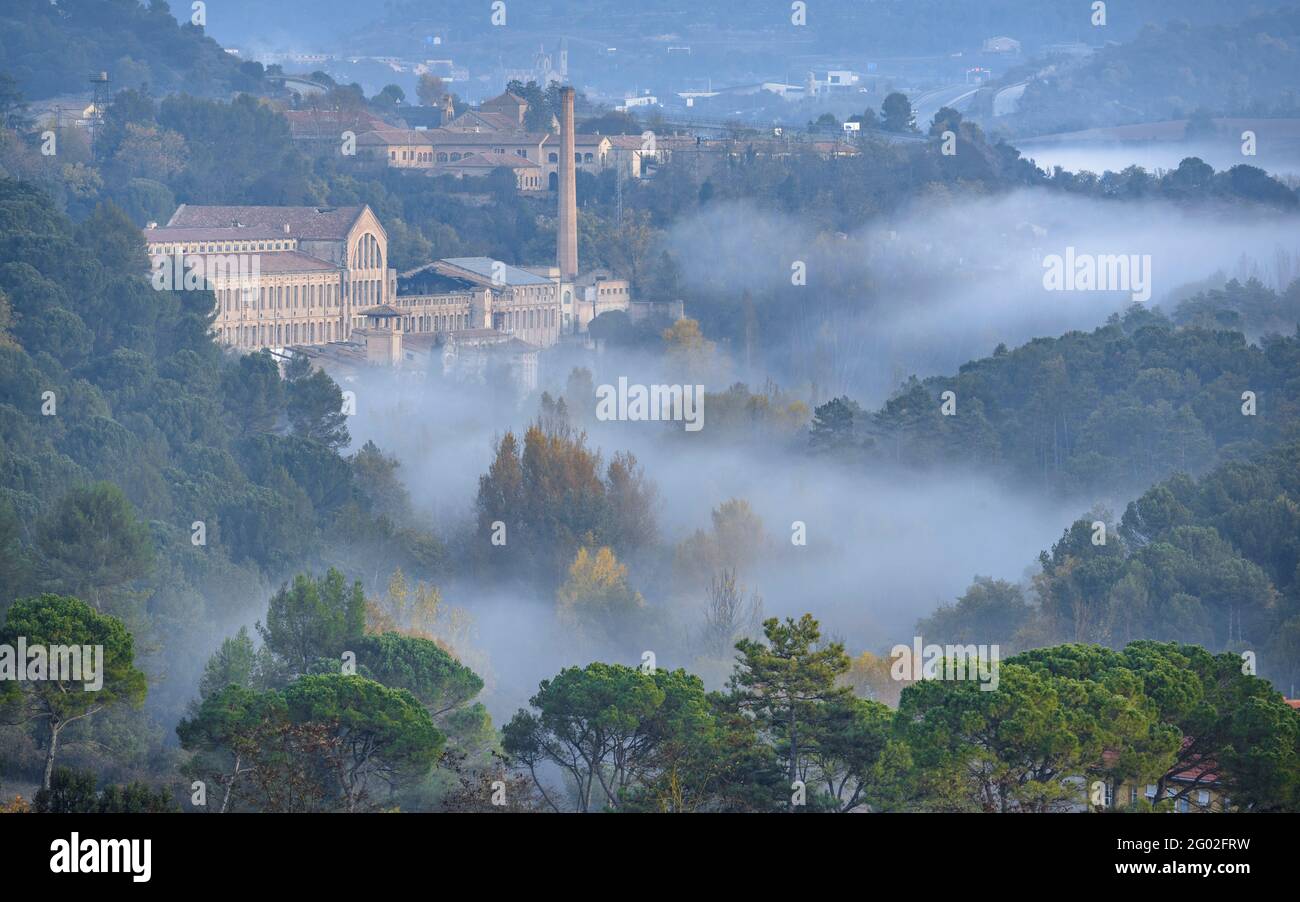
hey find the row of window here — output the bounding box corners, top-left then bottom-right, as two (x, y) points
(503, 308), (555, 331)
(352, 313), (470, 332)
(1110, 784), (1217, 811)
(152, 241), (295, 254)
(562, 152), (597, 164)
(401, 294), (470, 307)
(404, 151), (603, 164)
(352, 277), (384, 308)
(222, 321), (335, 347)
(216, 277), (386, 316)
(219, 281), (338, 312)
(393, 307), (557, 334)
(409, 313), (467, 332)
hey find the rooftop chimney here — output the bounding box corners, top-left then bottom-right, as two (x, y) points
(557, 86), (578, 281)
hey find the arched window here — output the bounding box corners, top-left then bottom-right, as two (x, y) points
(584, 152), (593, 163)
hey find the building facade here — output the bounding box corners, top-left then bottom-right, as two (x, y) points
(145, 204), (393, 351)
(396, 257), (562, 349)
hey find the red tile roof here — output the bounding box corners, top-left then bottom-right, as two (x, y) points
(1169, 736), (1220, 785)
(1101, 736), (1221, 786)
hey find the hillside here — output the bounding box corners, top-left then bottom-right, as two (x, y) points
(1006, 6), (1300, 134)
(0, 0), (254, 101)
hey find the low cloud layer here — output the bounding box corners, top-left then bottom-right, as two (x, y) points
(664, 189), (1300, 403)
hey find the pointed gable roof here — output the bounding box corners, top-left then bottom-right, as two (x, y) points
(481, 91), (528, 111)
(445, 109), (522, 133)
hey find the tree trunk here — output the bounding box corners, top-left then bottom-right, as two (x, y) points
(220, 754), (239, 813)
(43, 722), (62, 790)
(788, 706), (799, 809)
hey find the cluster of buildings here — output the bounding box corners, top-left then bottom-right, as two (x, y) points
(314, 90), (652, 189)
(145, 87), (678, 395)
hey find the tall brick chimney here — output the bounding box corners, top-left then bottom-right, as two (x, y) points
(557, 86), (578, 281)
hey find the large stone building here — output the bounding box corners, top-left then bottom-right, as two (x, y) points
(145, 207), (564, 355)
(145, 204), (393, 349)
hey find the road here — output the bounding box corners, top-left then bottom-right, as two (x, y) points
(912, 80), (1027, 127)
(911, 84), (981, 130)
